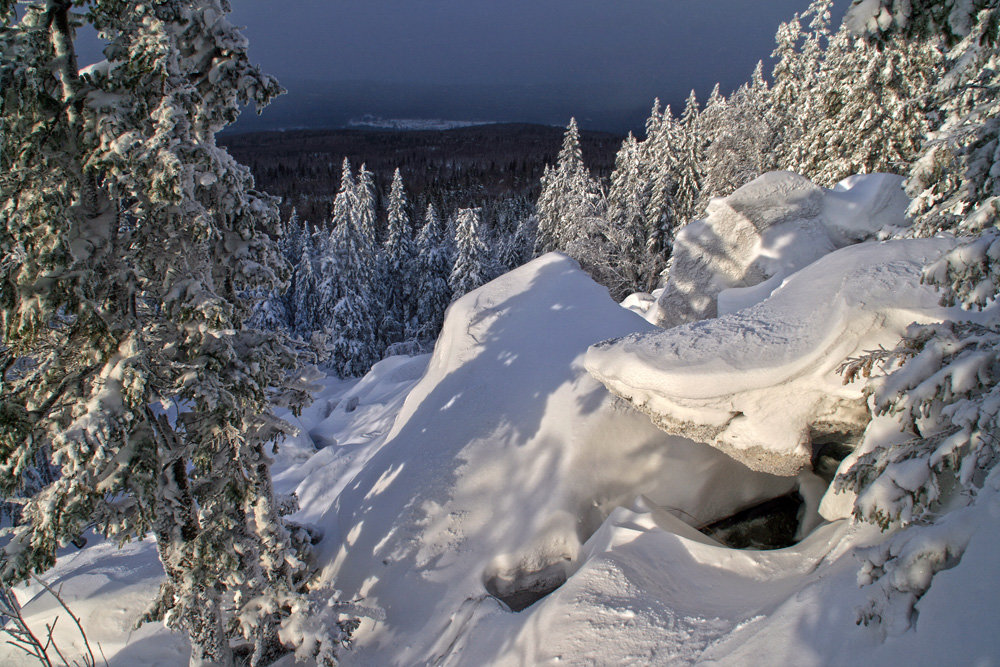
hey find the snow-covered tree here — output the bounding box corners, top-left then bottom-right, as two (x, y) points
(640, 105), (686, 261)
(535, 118), (602, 254)
(0, 1), (351, 664)
(602, 134), (656, 295)
(700, 61), (780, 203)
(324, 173), (380, 377)
(315, 158), (355, 333)
(354, 164), (380, 262)
(830, 0), (1000, 638)
(381, 168), (416, 346)
(449, 208), (490, 299)
(674, 90), (705, 222)
(413, 204), (453, 340)
(795, 26), (943, 186)
(769, 0), (836, 173)
(291, 227), (320, 336)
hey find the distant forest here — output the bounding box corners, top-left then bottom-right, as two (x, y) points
(220, 123), (623, 227)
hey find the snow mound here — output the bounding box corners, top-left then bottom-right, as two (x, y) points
(652, 171), (909, 327)
(587, 238), (959, 476)
(305, 253), (790, 664)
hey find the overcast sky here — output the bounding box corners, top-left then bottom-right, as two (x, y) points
(235, 1), (841, 92)
(190, 1), (848, 131)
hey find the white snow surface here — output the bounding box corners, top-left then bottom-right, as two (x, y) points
(303, 253), (792, 665)
(589, 237), (962, 476)
(651, 171), (910, 328)
(4, 230), (1000, 664)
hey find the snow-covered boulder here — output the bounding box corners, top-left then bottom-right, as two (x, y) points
(651, 171), (909, 328)
(303, 253), (791, 664)
(587, 238), (960, 477)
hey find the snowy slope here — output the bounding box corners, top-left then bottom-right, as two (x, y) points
(301, 253), (791, 665)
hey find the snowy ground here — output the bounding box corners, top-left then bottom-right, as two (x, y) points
(4, 173), (999, 666)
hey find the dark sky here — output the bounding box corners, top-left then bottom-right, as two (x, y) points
(233, 1), (812, 90)
(224, 0), (848, 132)
(83, 1), (848, 132)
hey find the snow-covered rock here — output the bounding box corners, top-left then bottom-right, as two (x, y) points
(587, 238), (960, 477)
(305, 253), (792, 664)
(651, 171), (909, 328)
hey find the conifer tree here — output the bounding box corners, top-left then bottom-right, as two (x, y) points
(675, 90), (705, 222)
(641, 105), (683, 260)
(449, 208), (490, 299)
(381, 168), (416, 347)
(413, 203), (453, 340)
(324, 170), (379, 377)
(796, 27), (943, 186)
(535, 118), (601, 254)
(292, 227), (319, 336)
(769, 1), (836, 173)
(700, 61), (779, 203)
(354, 164), (380, 263)
(0, 1), (349, 664)
(603, 134), (655, 294)
(829, 0), (1000, 636)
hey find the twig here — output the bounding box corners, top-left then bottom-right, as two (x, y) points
(31, 575), (101, 667)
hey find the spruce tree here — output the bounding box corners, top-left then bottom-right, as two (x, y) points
(603, 134), (655, 295)
(700, 61), (779, 203)
(291, 227), (319, 337)
(675, 90), (705, 222)
(449, 208), (490, 300)
(413, 203), (453, 340)
(0, 1), (349, 664)
(381, 168), (416, 348)
(535, 118), (601, 254)
(795, 26), (942, 186)
(830, 1), (1000, 635)
(324, 166), (379, 377)
(641, 105), (683, 260)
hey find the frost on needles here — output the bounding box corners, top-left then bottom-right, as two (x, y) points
(0, 1), (353, 665)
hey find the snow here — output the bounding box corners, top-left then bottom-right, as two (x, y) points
(588, 237), (964, 476)
(5, 175), (1000, 667)
(299, 252), (792, 664)
(651, 171), (910, 328)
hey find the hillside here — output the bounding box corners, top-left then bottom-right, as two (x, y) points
(220, 124), (623, 225)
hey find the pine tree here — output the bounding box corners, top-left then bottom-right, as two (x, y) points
(381, 168), (416, 348)
(829, 2), (1000, 637)
(795, 26), (943, 186)
(535, 118), (601, 254)
(0, 2), (349, 664)
(413, 203), (453, 340)
(700, 61), (780, 203)
(449, 208), (490, 299)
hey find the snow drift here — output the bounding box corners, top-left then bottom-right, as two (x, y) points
(303, 253), (792, 664)
(587, 237), (960, 476)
